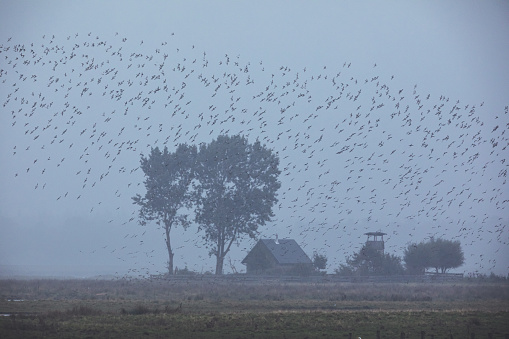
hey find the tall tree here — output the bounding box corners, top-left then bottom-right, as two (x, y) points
(194, 135), (281, 274)
(132, 144), (197, 275)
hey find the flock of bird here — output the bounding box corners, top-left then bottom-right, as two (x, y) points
(1, 32), (507, 277)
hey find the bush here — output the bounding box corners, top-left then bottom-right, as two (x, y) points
(312, 252), (328, 270)
(336, 246), (405, 276)
(175, 266), (197, 275)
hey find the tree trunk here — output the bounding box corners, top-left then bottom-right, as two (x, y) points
(167, 245), (174, 276)
(165, 222), (174, 275)
(215, 228), (237, 275)
(215, 254), (224, 275)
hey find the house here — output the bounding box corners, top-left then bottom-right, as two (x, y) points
(241, 236), (313, 275)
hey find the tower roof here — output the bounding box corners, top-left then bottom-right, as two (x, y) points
(364, 232), (386, 236)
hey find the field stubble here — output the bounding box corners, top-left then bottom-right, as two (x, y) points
(0, 278), (508, 338)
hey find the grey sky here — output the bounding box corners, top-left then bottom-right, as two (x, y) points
(1, 0), (508, 278)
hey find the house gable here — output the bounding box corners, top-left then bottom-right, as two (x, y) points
(241, 240), (277, 271)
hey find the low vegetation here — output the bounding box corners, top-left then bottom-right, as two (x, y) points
(1, 277), (508, 338)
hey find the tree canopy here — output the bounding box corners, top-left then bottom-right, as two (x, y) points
(312, 251), (328, 270)
(132, 135), (280, 275)
(404, 238), (464, 274)
(336, 245), (405, 276)
(194, 135), (281, 274)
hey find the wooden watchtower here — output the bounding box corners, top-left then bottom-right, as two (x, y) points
(364, 231), (386, 255)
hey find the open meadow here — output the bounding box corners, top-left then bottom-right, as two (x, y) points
(1, 277), (508, 338)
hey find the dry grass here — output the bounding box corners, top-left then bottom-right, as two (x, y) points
(1, 278), (508, 338)
(1, 277), (508, 303)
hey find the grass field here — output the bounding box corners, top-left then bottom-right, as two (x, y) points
(1, 277), (508, 338)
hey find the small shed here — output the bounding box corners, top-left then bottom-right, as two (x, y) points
(241, 237), (312, 275)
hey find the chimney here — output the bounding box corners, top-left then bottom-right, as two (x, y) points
(275, 234), (279, 245)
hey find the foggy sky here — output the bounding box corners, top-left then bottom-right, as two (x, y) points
(1, 0), (508, 278)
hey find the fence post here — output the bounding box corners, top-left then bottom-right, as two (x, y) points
(376, 330), (380, 339)
(421, 331), (425, 339)
(348, 333), (352, 339)
(488, 334), (492, 339)
(400, 332), (405, 339)
(470, 333), (475, 339)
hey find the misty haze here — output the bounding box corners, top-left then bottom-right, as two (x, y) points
(0, 1), (508, 338)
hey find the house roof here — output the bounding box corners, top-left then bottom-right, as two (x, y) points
(242, 239), (312, 265)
